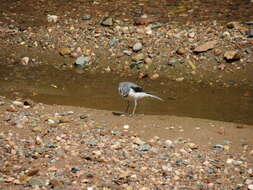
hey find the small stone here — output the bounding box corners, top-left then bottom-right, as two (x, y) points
(82, 15), (92, 20)
(188, 61), (196, 70)
(47, 15), (58, 23)
(109, 38), (119, 47)
(12, 101), (23, 106)
(132, 53), (144, 61)
(167, 59), (181, 66)
(248, 184), (253, 190)
(58, 48), (72, 56)
(27, 169), (40, 176)
(133, 138), (146, 145)
(187, 142), (198, 149)
(165, 139), (173, 147)
(123, 125), (129, 129)
(137, 144), (151, 151)
(224, 50), (240, 61)
(134, 18), (154, 25)
(44, 141), (57, 148)
(247, 28), (253, 38)
(71, 166), (81, 173)
(80, 115), (88, 119)
(21, 57), (29, 65)
(175, 77), (184, 82)
(246, 179), (253, 185)
(28, 177), (45, 187)
(227, 21), (240, 29)
(226, 158), (234, 164)
(150, 73), (159, 80)
(101, 17), (113, 26)
(138, 72), (148, 79)
(144, 57), (152, 64)
(87, 141), (97, 146)
(133, 42), (143, 52)
(119, 170), (131, 178)
(70, 52), (79, 58)
(32, 126), (43, 132)
(123, 50), (132, 56)
(75, 56), (90, 68)
(188, 32), (195, 38)
(176, 47), (187, 55)
(214, 49), (223, 56)
(213, 144), (224, 150)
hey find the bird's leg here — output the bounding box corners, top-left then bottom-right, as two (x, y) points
(132, 99), (137, 115)
(124, 100), (130, 114)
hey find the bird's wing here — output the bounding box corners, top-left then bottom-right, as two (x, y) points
(130, 85), (143, 92)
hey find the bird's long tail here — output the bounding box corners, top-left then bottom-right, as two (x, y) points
(137, 92), (163, 101)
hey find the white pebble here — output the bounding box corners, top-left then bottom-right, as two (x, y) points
(226, 158), (234, 164)
(123, 125), (129, 129)
(248, 184), (253, 190)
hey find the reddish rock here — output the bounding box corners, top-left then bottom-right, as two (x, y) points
(134, 18), (154, 25)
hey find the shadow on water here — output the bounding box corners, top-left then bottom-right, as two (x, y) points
(1, 64), (253, 124)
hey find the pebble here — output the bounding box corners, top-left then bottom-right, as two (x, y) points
(47, 15), (58, 23)
(133, 138), (146, 145)
(247, 28), (253, 38)
(248, 184), (253, 190)
(101, 17), (113, 26)
(133, 42), (143, 52)
(82, 15), (92, 20)
(226, 158), (234, 164)
(123, 125), (129, 129)
(167, 59), (181, 66)
(87, 141), (97, 146)
(224, 50), (241, 61)
(175, 77), (184, 82)
(71, 166), (81, 173)
(58, 48), (72, 56)
(213, 144), (224, 151)
(150, 73), (159, 80)
(144, 57), (152, 64)
(109, 38), (119, 47)
(137, 144), (151, 151)
(44, 141), (57, 148)
(20, 57), (30, 65)
(132, 53), (144, 61)
(80, 114), (88, 119)
(12, 101), (23, 106)
(28, 177), (45, 187)
(134, 17), (153, 25)
(176, 47), (187, 55)
(75, 56), (90, 68)
(123, 50), (132, 56)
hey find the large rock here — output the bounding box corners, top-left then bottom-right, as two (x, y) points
(75, 56), (91, 68)
(224, 50), (240, 61)
(193, 40), (217, 53)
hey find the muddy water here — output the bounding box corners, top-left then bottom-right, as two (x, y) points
(0, 64), (253, 124)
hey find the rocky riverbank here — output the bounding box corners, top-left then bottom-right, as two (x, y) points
(0, 96), (253, 189)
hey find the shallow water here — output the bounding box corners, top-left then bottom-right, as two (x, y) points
(1, 64), (253, 124)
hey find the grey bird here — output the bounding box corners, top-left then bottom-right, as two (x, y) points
(118, 82), (163, 115)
